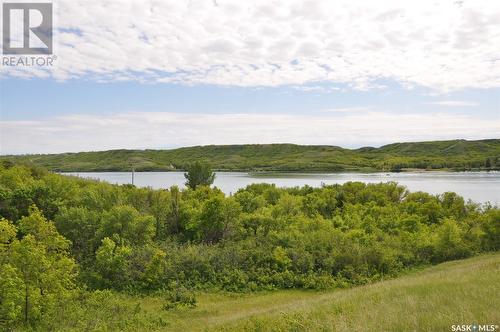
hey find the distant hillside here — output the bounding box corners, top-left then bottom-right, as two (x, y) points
(1, 139), (499, 172)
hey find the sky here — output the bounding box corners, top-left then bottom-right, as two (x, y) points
(1, 0), (499, 154)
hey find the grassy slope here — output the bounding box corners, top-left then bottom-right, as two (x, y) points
(210, 254), (500, 332)
(83, 254), (498, 331)
(2, 139), (500, 172)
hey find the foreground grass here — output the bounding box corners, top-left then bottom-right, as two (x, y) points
(48, 254), (499, 331)
(211, 254), (500, 331)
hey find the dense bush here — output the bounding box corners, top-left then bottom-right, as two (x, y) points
(163, 286), (197, 310)
(0, 163), (498, 328)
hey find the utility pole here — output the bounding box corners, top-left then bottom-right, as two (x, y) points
(132, 167), (135, 185)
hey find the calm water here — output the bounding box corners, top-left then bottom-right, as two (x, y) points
(63, 171), (500, 205)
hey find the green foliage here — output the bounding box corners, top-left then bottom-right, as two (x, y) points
(45, 290), (163, 331)
(196, 196), (241, 243)
(0, 264), (24, 326)
(54, 206), (100, 263)
(480, 209), (500, 250)
(94, 237), (133, 289)
(18, 205), (71, 252)
(0, 163), (499, 330)
(98, 205), (156, 245)
(163, 286), (197, 310)
(432, 218), (470, 262)
(0, 217), (17, 246)
(184, 160), (216, 189)
(0, 210), (77, 329)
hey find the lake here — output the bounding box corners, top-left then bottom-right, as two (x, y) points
(63, 171), (500, 205)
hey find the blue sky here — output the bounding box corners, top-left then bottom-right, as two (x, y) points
(1, 0), (499, 154)
(2, 78), (499, 121)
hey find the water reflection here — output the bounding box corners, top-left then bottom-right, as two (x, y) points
(63, 171), (500, 205)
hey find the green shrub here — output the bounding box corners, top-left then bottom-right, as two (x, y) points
(163, 286), (197, 310)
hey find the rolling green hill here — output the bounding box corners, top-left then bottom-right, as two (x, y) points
(2, 139), (499, 172)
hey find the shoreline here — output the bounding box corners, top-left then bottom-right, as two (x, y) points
(58, 168), (500, 174)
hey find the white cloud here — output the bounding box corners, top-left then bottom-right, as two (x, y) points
(292, 85), (341, 93)
(320, 107), (370, 113)
(425, 100), (479, 107)
(1, 0), (500, 92)
(1, 111), (498, 154)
